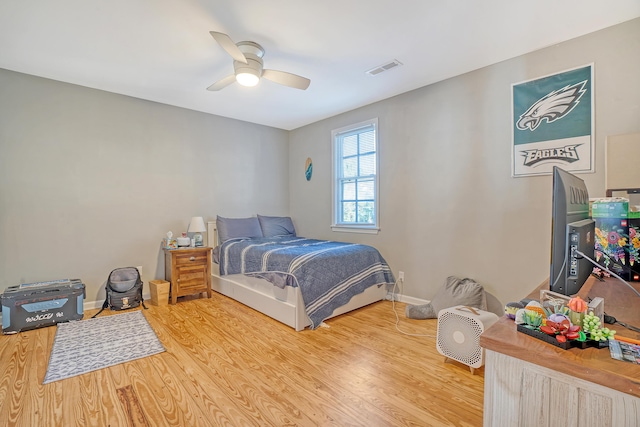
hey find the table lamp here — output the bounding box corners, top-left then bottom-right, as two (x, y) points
(188, 216), (206, 247)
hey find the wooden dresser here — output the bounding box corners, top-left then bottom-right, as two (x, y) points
(164, 246), (212, 305)
(480, 276), (640, 427)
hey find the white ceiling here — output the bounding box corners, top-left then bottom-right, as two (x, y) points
(1, 1), (639, 130)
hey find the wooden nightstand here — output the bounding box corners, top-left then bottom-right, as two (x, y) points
(164, 246), (212, 304)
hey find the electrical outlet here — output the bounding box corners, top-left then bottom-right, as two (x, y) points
(398, 271), (404, 282)
(136, 265), (142, 277)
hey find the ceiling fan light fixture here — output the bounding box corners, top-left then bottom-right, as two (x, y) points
(234, 56), (262, 87)
(209, 31), (309, 91)
(236, 71), (260, 87)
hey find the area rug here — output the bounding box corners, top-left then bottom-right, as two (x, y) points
(44, 310), (165, 384)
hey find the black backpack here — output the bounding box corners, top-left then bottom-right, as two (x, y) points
(92, 267), (147, 318)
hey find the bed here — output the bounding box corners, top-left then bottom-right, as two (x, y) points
(207, 216), (394, 330)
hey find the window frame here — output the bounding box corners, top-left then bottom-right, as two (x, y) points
(331, 118), (380, 234)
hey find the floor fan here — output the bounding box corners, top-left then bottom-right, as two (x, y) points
(436, 305), (499, 374)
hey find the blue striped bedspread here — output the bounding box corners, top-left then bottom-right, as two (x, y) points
(219, 236), (395, 329)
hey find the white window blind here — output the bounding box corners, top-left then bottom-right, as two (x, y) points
(332, 119), (379, 232)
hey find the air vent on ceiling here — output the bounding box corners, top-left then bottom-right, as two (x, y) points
(365, 59), (403, 76)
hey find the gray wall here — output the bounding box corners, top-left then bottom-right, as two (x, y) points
(289, 18), (640, 305)
(0, 69), (289, 303)
(2, 18), (638, 309)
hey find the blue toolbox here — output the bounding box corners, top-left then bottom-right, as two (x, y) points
(1, 279), (85, 334)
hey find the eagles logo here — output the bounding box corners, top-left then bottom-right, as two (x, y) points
(521, 144), (581, 167)
(516, 80), (587, 131)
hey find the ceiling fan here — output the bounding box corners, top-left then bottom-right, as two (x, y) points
(207, 31), (311, 91)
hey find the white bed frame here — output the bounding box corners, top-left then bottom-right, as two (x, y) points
(207, 221), (389, 331)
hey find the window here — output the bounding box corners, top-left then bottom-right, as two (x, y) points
(332, 118), (379, 233)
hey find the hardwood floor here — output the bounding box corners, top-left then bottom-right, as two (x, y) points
(0, 295), (484, 426)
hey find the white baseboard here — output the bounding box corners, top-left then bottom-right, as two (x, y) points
(386, 291), (429, 306)
(2, 291), (412, 326)
(0, 292), (153, 326)
(85, 291), (152, 312)
(83, 299), (103, 311)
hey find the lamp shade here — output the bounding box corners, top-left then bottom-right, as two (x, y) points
(188, 216), (206, 233)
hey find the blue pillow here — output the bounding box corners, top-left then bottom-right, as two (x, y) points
(257, 215), (296, 237)
(216, 216), (263, 243)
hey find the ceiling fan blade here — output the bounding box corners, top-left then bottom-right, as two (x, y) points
(262, 69), (310, 90)
(207, 74), (236, 91)
(209, 31), (247, 64)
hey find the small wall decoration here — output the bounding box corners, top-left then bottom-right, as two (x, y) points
(305, 157), (313, 181)
(511, 64), (594, 177)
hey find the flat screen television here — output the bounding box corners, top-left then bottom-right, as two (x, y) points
(549, 166), (595, 295)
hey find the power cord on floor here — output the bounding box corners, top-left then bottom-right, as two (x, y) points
(390, 277), (436, 338)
